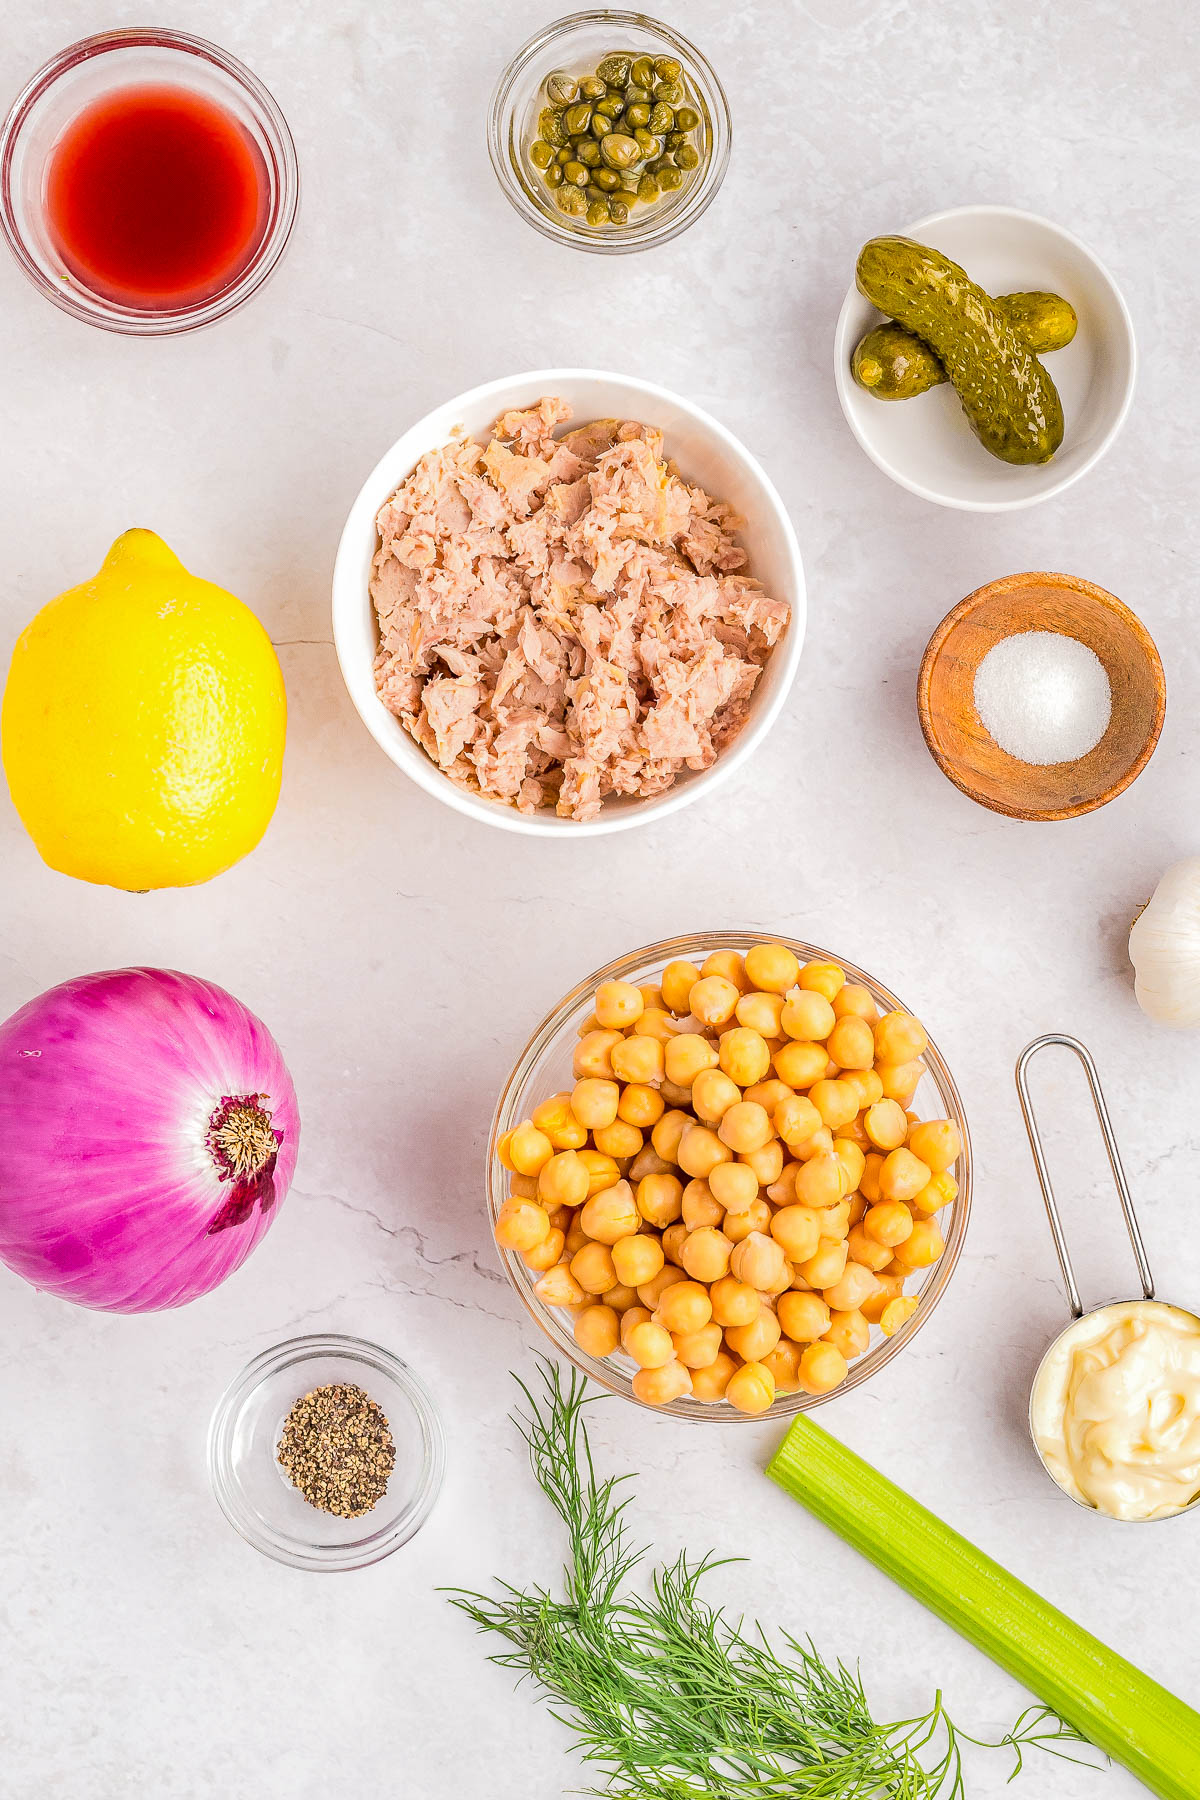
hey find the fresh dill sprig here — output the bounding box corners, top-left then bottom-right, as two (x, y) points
(445, 1360), (1101, 1799)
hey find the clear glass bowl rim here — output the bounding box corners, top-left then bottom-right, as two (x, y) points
(487, 9), (732, 255)
(207, 1332), (445, 1570)
(0, 25), (300, 335)
(487, 930), (973, 1421)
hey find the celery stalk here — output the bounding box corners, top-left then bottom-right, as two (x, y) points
(768, 1418), (1200, 1800)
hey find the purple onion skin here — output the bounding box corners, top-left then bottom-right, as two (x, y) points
(0, 968), (300, 1312)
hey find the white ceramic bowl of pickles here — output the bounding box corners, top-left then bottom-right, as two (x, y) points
(833, 205), (1137, 511)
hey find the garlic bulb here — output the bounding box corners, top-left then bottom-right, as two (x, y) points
(1129, 858), (1200, 1026)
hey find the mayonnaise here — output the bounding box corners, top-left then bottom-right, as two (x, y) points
(1030, 1300), (1200, 1522)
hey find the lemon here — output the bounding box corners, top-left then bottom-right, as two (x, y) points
(2, 529), (286, 890)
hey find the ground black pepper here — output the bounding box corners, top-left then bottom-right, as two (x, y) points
(276, 1382), (396, 1518)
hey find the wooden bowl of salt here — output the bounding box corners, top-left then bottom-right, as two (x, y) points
(918, 572), (1165, 821)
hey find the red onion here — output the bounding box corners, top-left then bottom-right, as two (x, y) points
(0, 968), (299, 1312)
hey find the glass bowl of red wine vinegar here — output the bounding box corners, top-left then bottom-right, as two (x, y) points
(0, 27), (298, 334)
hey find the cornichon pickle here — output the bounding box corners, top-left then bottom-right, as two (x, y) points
(853, 291), (1078, 401)
(855, 237), (1065, 463)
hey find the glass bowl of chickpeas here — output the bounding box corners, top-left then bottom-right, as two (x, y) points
(488, 12), (731, 254)
(488, 933), (971, 1420)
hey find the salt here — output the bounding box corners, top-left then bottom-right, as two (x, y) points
(972, 631), (1112, 766)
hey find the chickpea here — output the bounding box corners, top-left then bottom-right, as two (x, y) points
(797, 1239), (848, 1290)
(859, 1152), (884, 1203)
(629, 1145), (670, 1183)
(766, 1163), (799, 1206)
(637, 1264), (687, 1309)
(594, 1119), (644, 1161)
(780, 990), (835, 1041)
(655, 1279), (713, 1336)
(661, 1221), (690, 1266)
(605, 1282), (640, 1313)
(574, 1149), (618, 1197)
(724, 1306), (782, 1362)
(838, 1113), (870, 1150)
(722, 1197), (771, 1242)
(509, 1173), (538, 1201)
(773, 1040), (828, 1088)
(822, 1261), (879, 1313)
(679, 1225), (734, 1283)
(717, 1100), (772, 1154)
(770, 1204), (822, 1263)
(682, 1177), (725, 1231)
(496, 1129), (519, 1173)
(570, 1241), (617, 1295)
(763, 1338), (803, 1393)
(846, 1193), (867, 1228)
(742, 1138), (784, 1186)
(726, 1360), (776, 1415)
(524, 1226), (566, 1271)
(863, 1099), (908, 1151)
(661, 959), (702, 1014)
(569, 1078), (618, 1130)
(612, 1231), (665, 1289)
(635, 1007), (683, 1043)
(594, 979), (645, 1030)
(625, 1317), (675, 1368)
(833, 1139), (866, 1194)
(539, 1149), (590, 1208)
(826, 1015), (875, 1071)
(672, 1320), (723, 1369)
(678, 1123), (732, 1179)
(564, 1215), (589, 1256)
(742, 1077), (792, 1112)
(632, 1361), (692, 1406)
(878, 1148), (931, 1204)
(535, 1261), (585, 1308)
(876, 1060), (924, 1104)
(573, 1029), (624, 1080)
(874, 1010), (928, 1065)
(744, 942), (800, 994)
(736, 990), (786, 1037)
(688, 1068), (738, 1124)
(799, 1340), (849, 1394)
(863, 1199), (915, 1248)
(832, 983), (877, 1022)
(881, 1295), (919, 1336)
(822, 1199), (851, 1241)
(861, 1271), (907, 1322)
(616, 1087), (663, 1134)
(795, 959), (843, 1001)
(690, 1349), (738, 1402)
(710, 1274), (761, 1328)
(774, 1094), (822, 1146)
(809, 1079), (858, 1131)
(620, 1303), (651, 1347)
(719, 1027), (771, 1088)
(846, 1222), (893, 1272)
(574, 1303), (620, 1357)
(640, 983), (664, 1011)
(701, 949), (751, 992)
(495, 1199), (551, 1254)
(791, 1125), (834, 1163)
(794, 1152), (845, 1209)
(707, 1160), (757, 1212)
(532, 1091), (589, 1150)
(913, 1171), (958, 1214)
(842, 1068), (884, 1110)
(893, 1220), (945, 1268)
(730, 1229), (787, 1292)
(688, 975), (741, 1027)
(778, 1290), (830, 1343)
(662, 1032), (716, 1088)
(651, 1109), (692, 1163)
(507, 1122), (554, 1177)
(823, 1308), (870, 1360)
(906, 1119), (961, 1174)
(611, 1034), (665, 1086)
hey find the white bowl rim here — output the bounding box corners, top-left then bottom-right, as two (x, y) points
(331, 366), (806, 837)
(832, 204), (1138, 513)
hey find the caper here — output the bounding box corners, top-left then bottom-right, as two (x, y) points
(648, 155), (671, 174)
(624, 102), (651, 129)
(623, 84), (651, 106)
(635, 171), (659, 203)
(593, 166), (621, 191)
(562, 159), (589, 186)
(594, 95), (624, 121)
(590, 112), (613, 139)
(538, 106), (568, 147)
(563, 101), (593, 136)
(544, 162), (564, 188)
(658, 163), (684, 190)
(586, 199), (610, 226)
(600, 132), (641, 170)
(596, 52), (633, 84)
(585, 180), (608, 201)
(609, 197), (631, 224)
(576, 138), (601, 165)
(618, 170), (640, 192)
(556, 145), (573, 164)
(675, 142), (700, 170)
(654, 55), (682, 81)
(643, 103), (671, 136)
(665, 130), (686, 149)
(673, 105), (701, 133)
(545, 71), (578, 106)
(529, 139), (555, 169)
(578, 74), (607, 100)
(633, 128), (661, 155)
(557, 183), (588, 214)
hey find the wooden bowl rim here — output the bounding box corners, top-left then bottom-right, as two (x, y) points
(917, 571), (1166, 822)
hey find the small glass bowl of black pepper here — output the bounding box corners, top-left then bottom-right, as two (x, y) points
(488, 11), (730, 254)
(207, 1334), (444, 1571)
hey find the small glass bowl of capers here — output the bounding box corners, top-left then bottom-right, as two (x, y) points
(489, 11), (730, 253)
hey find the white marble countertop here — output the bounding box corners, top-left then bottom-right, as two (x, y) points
(2, 2), (1198, 1795)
